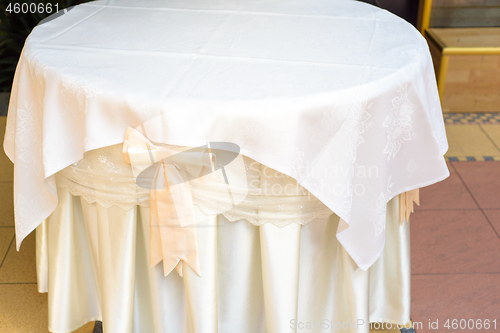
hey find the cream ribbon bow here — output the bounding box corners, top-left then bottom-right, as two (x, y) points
(123, 127), (213, 277)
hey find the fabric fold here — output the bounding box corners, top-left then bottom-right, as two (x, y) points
(37, 187), (412, 333)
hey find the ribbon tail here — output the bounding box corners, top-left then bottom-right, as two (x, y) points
(170, 257), (201, 278)
(157, 188), (201, 277)
(406, 188), (420, 222)
(149, 189), (163, 268)
(399, 189), (420, 226)
(164, 165), (197, 227)
(156, 163), (201, 277)
(175, 261), (183, 277)
(123, 128), (203, 277)
(411, 188), (420, 206)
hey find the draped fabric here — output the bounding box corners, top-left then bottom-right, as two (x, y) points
(5, 0), (449, 272)
(36, 186), (411, 333)
(35, 145), (412, 332)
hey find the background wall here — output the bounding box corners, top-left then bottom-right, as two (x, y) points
(357, 0), (420, 27)
(431, 0), (500, 27)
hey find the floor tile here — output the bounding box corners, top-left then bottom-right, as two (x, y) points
(0, 228), (14, 266)
(452, 162), (500, 209)
(0, 284), (94, 333)
(483, 209), (500, 237)
(0, 158), (13, 182)
(0, 182), (14, 227)
(0, 284), (48, 332)
(412, 274), (500, 333)
(480, 124), (500, 151)
(444, 125), (500, 158)
(416, 163), (477, 211)
(0, 231), (37, 283)
(411, 209), (500, 274)
(73, 321), (96, 333)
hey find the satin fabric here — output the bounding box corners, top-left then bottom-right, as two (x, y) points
(36, 186), (410, 333)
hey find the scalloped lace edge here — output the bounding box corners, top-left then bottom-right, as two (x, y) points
(58, 184), (335, 228)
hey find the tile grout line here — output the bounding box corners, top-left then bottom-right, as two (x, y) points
(450, 162), (500, 242)
(0, 235), (14, 271)
(479, 124), (500, 154)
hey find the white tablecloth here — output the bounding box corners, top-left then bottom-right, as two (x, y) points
(4, 0), (448, 271)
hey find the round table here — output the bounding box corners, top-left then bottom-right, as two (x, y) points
(3, 0), (449, 332)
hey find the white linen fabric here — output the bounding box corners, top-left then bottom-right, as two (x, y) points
(4, 0), (448, 270)
(37, 185), (411, 333)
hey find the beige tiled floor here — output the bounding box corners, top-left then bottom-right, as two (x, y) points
(445, 125), (500, 158)
(0, 228), (14, 262)
(0, 115), (497, 332)
(0, 230), (37, 284)
(482, 124), (500, 149)
(0, 119), (13, 182)
(444, 123), (500, 160)
(0, 183), (14, 227)
(0, 284), (49, 332)
(446, 125), (500, 156)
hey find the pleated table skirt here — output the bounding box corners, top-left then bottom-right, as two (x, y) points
(36, 186), (411, 333)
